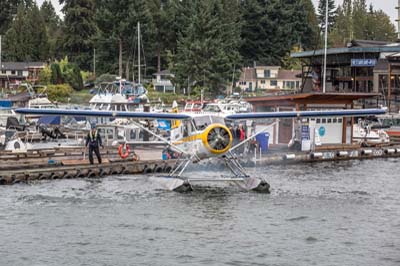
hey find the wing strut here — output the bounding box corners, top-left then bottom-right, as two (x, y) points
(129, 120), (201, 162)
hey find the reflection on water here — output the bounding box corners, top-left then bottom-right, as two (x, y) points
(0, 159), (400, 266)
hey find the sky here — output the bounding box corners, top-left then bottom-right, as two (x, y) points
(36, 0), (398, 26)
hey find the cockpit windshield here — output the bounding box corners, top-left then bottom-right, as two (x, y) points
(203, 104), (221, 112)
(193, 116), (212, 130)
(192, 115), (225, 131)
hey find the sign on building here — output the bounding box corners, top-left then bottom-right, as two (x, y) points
(351, 59), (377, 67)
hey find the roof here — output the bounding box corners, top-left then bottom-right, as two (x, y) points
(7, 92), (31, 102)
(239, 67), (256, 80)
(291, 40), (400, 58)
(277, 69), (301, 80)
(153, 70), (173, 76)
(245, 92), (381, 106)
(0, 62), (46, 70)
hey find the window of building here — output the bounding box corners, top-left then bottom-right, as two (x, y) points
(261, 80), (265, 84)
(1, 70), (5, 74)
(284, 81), (295, 89)
(270, 80), (277, 86)
(264, 70), (270, 78)
(17, 70), (23, 76)
(296, 81), (300, 88)
(11, 70), (16, 75)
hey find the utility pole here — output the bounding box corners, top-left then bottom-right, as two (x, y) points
(0, 35), (2, 73)
(396, 0), (400, 40)
(322, 0), (329, 93)
(93, 48), (96, 78)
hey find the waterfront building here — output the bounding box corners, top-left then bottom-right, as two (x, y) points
(0, 62), (46, 89)
(291, 40), (400, 112)
(244, 92), (379, 146)
(237, 66), (301, 92)
(152, 70), (175, 93)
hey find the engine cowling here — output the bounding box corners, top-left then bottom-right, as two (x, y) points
(201, 124), (233, 155)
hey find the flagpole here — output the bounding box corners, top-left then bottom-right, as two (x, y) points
(322, 0), (329, 93)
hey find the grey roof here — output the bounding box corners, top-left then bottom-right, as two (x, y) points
(0, 62), (46, 71)
(153, 70), (173, 76)
(291, 40), (400, 58)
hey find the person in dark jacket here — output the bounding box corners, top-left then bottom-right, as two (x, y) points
(85, 125), (103, 164)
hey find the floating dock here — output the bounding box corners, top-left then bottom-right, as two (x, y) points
(0, 144), (399, 185)
(0, 146), (176, 185)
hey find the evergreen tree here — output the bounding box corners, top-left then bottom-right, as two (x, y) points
(303, 0), (320, 48)
(0, 0), (33, 34)
(240, 0), (317, 66)
(40, 0), (63, 60)
(61, 0), (97, 70)
(330, 0), (353, 46)
(174, 0), (241, 94)
(50, 63), (63, 84)
(330, 0), (396, 46)
(371, 10), (397, 41)
(95, 0), (155, 79)
(317, 0), (336, 32)
(4, 3), (49, 61)
(352, 0), (367, 39)
(147, 0), (181, 72)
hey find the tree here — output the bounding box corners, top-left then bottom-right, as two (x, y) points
(317, 0), (336, 32)
(240, 0), (318, 66)
(40, 0), (63, 59)
(3, 3), (49, 61)
(0, 0), (33, 35)
(330, 0), (396, 46)
(352, 0), (367, 39)
(173, 0), (241, 94)
(61, 0), (97, 70)
(95, 0), (155, 79)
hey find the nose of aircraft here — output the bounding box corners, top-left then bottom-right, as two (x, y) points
(202, 124), (232, 155)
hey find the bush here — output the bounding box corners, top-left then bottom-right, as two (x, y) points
(50, 63), (63, 84)
(62, 63), (84, 91)
(38, 65), (52, 85)
(38, 84), (74, 102)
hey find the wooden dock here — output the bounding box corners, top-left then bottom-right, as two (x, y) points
(0, 146), (177, 185)
(0, 144), (399, 186)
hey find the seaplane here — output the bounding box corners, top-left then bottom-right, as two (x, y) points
(15, 107), (386, 193)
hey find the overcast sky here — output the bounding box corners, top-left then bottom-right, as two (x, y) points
(35, 0), (398, 27)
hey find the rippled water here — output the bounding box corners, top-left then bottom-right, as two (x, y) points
(0, 159), (400, 266)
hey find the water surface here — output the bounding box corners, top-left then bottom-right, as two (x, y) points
(0, 159), (399, 266)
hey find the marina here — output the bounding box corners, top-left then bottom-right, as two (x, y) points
(1, 0), (400, 265)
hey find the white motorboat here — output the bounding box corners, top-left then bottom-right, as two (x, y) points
(352, 121), (390, 145)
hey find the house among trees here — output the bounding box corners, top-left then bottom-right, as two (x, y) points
(237, 66), (302, 92)
(152, 70), (175, 93)
(0, 62), (46, 89)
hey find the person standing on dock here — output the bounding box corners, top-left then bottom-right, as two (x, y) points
(86, 125), (103, 164)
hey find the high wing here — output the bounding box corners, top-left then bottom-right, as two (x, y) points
(225, 108), (386, 120)
(15, 108), (191, 120)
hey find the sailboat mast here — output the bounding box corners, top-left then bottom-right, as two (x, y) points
(138, 22), (141, 84)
